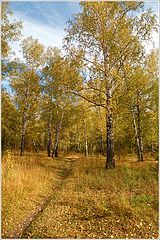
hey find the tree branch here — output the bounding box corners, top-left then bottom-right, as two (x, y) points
(70, 90), (106, 109)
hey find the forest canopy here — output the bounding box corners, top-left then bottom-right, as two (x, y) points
(2, 1), (158, 168)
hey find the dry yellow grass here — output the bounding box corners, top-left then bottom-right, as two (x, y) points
(2, 151), (59, 237)
(2, 152), (158, 238)
(21, 153), (158, 239)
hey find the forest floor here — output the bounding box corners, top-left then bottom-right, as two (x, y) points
(2, 151), (159, 239)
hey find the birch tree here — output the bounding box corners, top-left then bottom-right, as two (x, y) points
(42, 47), (81, 157)
(65, 1), (157, 168)
(11, 38), (44, 156)
(116, 49), (158, 161)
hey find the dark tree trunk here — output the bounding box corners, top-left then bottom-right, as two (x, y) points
(20, 113), (26, 156)
(136, 93), (143, 161)
(20, 130), (25, 156)
(106, 90), (115, 169)
(47, 110), (52, 157)
(32, 140), (38, 154)
(91, 144), (95, 155)
(2, 129), (6, 156)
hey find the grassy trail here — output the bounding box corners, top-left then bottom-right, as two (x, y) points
(23, 158), (158, 239)
(21, 157), (78, 238)
(2, 153), (158, 239)
(3, 156), (78, 239)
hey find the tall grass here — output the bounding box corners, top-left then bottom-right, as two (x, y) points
(2, 151), (58, 237)
(2, 152), (158, 238)
(69, 155), (159, 238)
(25, 154), (158, 238)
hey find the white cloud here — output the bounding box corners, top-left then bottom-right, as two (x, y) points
(144, 30), (159, 53)
(22, 19), (65, 47)
(10, 13), (66, 60)
(142, 12), (159, 54)
(31, 3), (63, 27)
(10, 7), (159, 60)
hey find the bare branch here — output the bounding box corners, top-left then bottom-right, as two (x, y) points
(70, 90), (106, 109)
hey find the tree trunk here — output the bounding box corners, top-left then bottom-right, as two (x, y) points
(131, 101), (143, 162)
(20, 113), (26, 156)
(137, 94), (143, 161)
(52, 111), (64, 158)
(132, 111), (141, 161)
(106, 88), (115, 169)
(84, 120), (88, 157)
(77, 142), (80, 152)
(2, 129), (6, 157)
(98, 109), (104, 155)
(32, 140), (38, 154)
(103, 47), (115, 169)
(47, 110), (52, 157)
(85, 140), (88, 157)
(52, 128), (59, 157)
(92, 144), (95, 155)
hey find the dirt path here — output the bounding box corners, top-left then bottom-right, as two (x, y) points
(4, 156), (158, 239)
(5, 157), (78, 239)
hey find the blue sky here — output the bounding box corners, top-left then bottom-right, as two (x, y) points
(10, 2), (81, 56)
(2, 1), (159, 91)
(9, 1), (159, 58)
(10, 2), (81, 28)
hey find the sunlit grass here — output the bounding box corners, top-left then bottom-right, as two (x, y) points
(66, 155), (158, 238)
(2, 152), (158, 239)
(2, 150), (58, 237)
